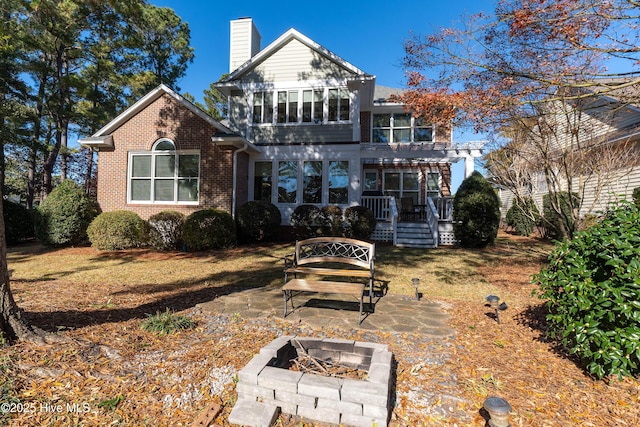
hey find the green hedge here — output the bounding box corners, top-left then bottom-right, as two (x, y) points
(343, 206), (377, 240)
(34, 180), (96, 246)
(148, 211), (185, 250)
(87, 210), (148, 250)
(236, 201), (281, 242)
(290, 204), (321, 239)
(505, 197), (540, 236)
(453, 171), (500, 248)
(535, 201), (640, 379)
(3, 200), (34, 245)
(542, 192), (580, 240)
(182, 209), (236, 250)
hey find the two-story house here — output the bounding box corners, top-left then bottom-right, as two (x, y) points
(81, 18), (483, 247)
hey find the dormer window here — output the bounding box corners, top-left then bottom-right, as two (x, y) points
(252, 88), (350, 125)
(372, 113), (433, 143)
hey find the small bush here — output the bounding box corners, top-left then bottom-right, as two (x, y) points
(318, 205), (344, 237)
(535, 202), (640, 379)
(3, 200), (34, 245)
(182, 209), (236, 250)
(141, 309), (196, 335)
(453, 172), (500, 248)
(344, 206), (377, 240)
(87, 210), (148, 250)
(290, 204), (321, 239)
(633, 187), (640, 208)
(236, 201), (281, 243)
(505, 197), (540, 236)
(34, 180), (96, 246)
(542, 192), (580, 240)
(148, 211), (185, 250)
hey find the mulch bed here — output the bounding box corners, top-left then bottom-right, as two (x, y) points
(2, 236), (639, 426)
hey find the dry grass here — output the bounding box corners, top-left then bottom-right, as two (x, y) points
(1, 233), (639, 426)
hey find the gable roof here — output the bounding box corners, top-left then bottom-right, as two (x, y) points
(219, 28), (374, 84)
(79, 84), (236, 149)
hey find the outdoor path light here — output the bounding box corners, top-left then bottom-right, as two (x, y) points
(483, 396), (512, 427)
(412, 278), (420, 300)
(485, 294), (508, 324)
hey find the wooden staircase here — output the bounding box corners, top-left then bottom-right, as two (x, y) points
(396, 222), (437, 248)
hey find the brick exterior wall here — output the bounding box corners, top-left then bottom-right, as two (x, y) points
(95, 93), (238, 220)
(359, 111), (371, 143)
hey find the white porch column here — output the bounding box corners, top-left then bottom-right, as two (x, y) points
(464, 155), (475, 178)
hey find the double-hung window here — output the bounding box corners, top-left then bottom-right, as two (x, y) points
(129, 139), (199, 204)
(253, 88), (348, 125)
(372, 113), (433, 143)
(253, 92), (273, 124)
(328, 89), (349, 122)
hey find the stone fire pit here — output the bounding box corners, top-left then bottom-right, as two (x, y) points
(228, 335), (393, 427)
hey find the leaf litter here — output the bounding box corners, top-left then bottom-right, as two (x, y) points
(2, 235), (639, 426)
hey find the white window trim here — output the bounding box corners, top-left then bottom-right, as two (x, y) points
(250, 87), (352, 126)
(371, 111), (435, 143)
(382, 169), (423, 201)
(250, 158), (352, 206)
(127, 140), (200, 205)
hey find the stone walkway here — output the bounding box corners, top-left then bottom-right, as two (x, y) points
(198, 286), (455, 337)
(196, 287), (468, 426)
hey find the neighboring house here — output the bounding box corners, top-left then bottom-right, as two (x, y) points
(81, 18), (483, 248)
(496, 83), (640, 219)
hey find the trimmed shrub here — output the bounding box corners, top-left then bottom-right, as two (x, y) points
(290, 204), (321, 239)
(344, 206), (377, 240)
(236, 201), (282, 243)
(452, 171), (500, 248)
(318, 205), (344, 237)
(34, 180), (96, 246)
(534, 202), (640, 379)
(542, 192), (580, 240)
(3, 200), (34, 245)
(633, 187), (640, 208)
(505, 197), (540, 236)
(182, 209), (236, 250)
(148, 211), (185, 250)
(87, 210), (148, 250)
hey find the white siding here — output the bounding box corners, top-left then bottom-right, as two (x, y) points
(244, 39), (356, 83)
(230, 18), (261, 72)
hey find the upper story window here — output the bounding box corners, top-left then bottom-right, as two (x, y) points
(128, 139), (199, 204)
(253, 92), (273, 124)
(372, 113), (433, 143)
(252, 88), (350, 125)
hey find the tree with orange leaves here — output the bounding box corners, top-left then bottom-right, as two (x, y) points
(397, 0), (640, 239)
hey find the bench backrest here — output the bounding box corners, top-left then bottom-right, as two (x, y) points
(295, 237), (375, 270)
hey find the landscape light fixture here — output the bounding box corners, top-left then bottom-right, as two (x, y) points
(483, 396), (512, 427)
(485, 295), (508, 324)
(412, 278), (420, 301)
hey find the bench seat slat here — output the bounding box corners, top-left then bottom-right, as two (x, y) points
(283, 279), (364, 296)
(285, 267), (371, 278)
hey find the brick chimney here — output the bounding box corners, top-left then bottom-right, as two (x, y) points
(229, 17), (261, 73)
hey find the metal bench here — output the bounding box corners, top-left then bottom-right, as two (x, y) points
(282, 237), (375, 325)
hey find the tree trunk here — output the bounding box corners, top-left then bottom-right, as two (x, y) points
(0, 188), (52, 344)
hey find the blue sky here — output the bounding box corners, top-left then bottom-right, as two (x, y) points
(152, 0), (497, 190)
(153, 0), (495, 106)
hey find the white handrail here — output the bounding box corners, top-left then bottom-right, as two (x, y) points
(426, 198), (439, 247)
(390, 197), (398, 246)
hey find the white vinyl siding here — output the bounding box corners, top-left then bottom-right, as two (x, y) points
(245, 39), (357, 83)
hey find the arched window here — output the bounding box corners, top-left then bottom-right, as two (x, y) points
(128, 138), (200, 204)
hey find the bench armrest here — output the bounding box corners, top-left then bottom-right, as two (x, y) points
(283, 254), (295, 269)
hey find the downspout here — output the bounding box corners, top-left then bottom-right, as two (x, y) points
(232, 141), (249, 219)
